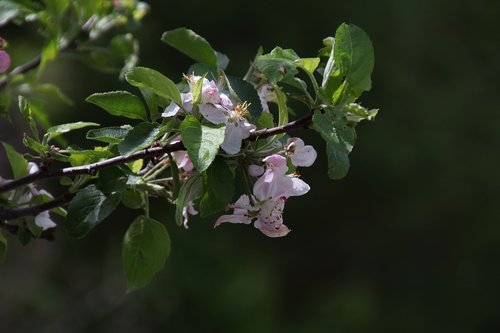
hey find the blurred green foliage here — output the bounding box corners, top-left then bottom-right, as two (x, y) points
(1, 0), (500, 332)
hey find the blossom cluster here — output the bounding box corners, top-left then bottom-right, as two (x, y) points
(162, 75), (256, 154)
(160, 75), (318, 237)
(215, 138), (317, 237)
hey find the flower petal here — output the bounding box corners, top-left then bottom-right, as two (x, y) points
(248, 164), (265, 177)
(35, 211), (56, 230)
(199, 104), (228, 124)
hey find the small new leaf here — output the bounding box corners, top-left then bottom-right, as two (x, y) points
(122, 215), (170, 292)
(1, 142), (28, 179)
(46, 122), (99, 143)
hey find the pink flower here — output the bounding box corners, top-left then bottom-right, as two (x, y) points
(0, 50), (11, 73)
(162, 75), (255, 155)
(286, 137), (317, 167)
(248, 164), (265, 177)
(171, 150), (193, 172)
(253, 197), (289, 237)
(162, 92), (193, 117)
(215, 154), (310, 238)
(214, 194), (257, 227)
(253, 154), (309, 201)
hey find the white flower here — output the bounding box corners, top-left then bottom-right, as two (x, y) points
(35, 210), (56, 230)
(162, 92), (193, 117)
(182, 201), (198, 229)
(286, 137), (317, 167)
(257, 84), (277, 113)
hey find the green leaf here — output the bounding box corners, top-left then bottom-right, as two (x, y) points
(180, 115), (225, 172)
(334, 23), (375, 97)
(255, 47), (299, 83)
(140, 88), (160, 120)
(312, 110), (356, 179)
(255, 111), (274, 129)
(0, 231), (7, 263)
(175, 172), (203, 226)
(18, 96), (40, 140)
(86, 125), (132, 143)
(66, 185), (121, 238)
(345, 103), (378, 122)
(118, 122), (161, 157)
(22, 135), (48, 154)
(161, 28), (218, 68)
(200, 158), (235, 217)
(68, 148), (112, 167)
(192, 73), (207, 105)
(122, 215), (170, 292)
(266, 85), (289, 143)
(121, 189), (144, 209)
(46, 122), (99, 143)
(125, 67), (181, 105)
(296, 57), (320, 74)
(1, 142), (28, 179)
(86, 91), (147, 121)
(98, 167), (128, 193)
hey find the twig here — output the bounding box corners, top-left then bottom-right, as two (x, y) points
(0, 141), (185, 193)
(0, 193), (73, 221)
(248, 112), (312, 141)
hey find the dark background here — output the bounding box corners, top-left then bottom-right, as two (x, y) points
(1, 0), (500, 332)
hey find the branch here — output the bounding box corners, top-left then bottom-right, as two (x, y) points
(248, 112), (312, 141)
(0, 114), (313, 194)
(0, 193), (74, 240)
(0, 193), (73, 221)
(0, 141), (185, 193)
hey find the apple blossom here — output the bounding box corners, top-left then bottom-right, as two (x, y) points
(181, 201), (198, 229)
(215, 154), (310, 237)
(286, 137), (317, 167)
